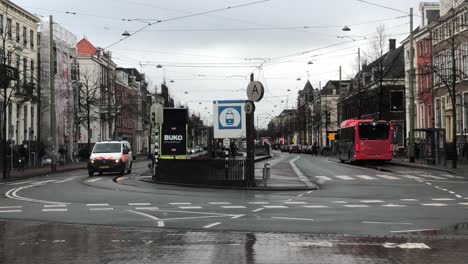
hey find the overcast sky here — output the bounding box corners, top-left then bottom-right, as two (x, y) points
(16, 0), (423, 127)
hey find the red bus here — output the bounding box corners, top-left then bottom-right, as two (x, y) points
(337, 119), (393, 163)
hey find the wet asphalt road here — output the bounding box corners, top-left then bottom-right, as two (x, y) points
(1, 152), (468, 263)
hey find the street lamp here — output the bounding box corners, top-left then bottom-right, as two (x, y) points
(297, 77), (301, 81)
(307, 61), (313, 65)
(342, 26), (351, 31)
(122, 31), (131, 37)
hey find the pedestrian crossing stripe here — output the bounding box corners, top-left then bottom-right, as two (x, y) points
(312, 174), (461, 181)
(375, 175), (400, 180)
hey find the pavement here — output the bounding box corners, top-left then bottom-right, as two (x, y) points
(389, 156), (468, 178)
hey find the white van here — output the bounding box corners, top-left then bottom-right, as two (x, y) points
(87, 141), (133, 176)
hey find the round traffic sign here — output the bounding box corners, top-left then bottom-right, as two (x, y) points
(244, 101), (255, 114)
(246, 81), (264, 102)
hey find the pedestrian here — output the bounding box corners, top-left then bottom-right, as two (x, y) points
(312, 142), (318, 156)
(230, 141), (238, 158)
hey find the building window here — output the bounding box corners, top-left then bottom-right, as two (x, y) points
(436, 98), (441, 128)
(23, 57), (27, 85)
(30, 30), (34, 49)
(30, 60), (34, 84)
(22, 26), (26, 46)
(457, 94), (463, 134)
(30, 106), (34, 140)
(420, 104), (425, 128)
(390, 91), (404, 112)
(0, 14), (3, 35)
(464, 93), (468, 133)
(6, 18), (11, 39)
(442, 97), (446, 128)
(15, 22), (19, 42)
(428, 104), (432, 128)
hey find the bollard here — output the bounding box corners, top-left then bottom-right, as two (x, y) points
(263, 162), (271, 186)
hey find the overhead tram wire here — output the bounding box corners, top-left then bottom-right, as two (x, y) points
(103, 0), (271, 49)
(354, 0), (411, 15)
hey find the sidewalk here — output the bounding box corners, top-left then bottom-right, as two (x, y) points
(255, 153), (318, 190)
(1, 162), (87, 182)
(389, 156), (468, 177)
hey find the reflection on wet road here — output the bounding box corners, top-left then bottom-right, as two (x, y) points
(1, 220), (468, 264)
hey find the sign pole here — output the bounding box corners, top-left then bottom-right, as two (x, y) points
(246, 73), (256, 187)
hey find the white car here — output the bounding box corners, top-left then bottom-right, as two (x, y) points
(87, 141), (133, 176)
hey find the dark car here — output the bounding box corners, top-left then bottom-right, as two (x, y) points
(289, 144), (300, 153)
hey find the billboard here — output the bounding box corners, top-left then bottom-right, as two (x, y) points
(213, 100), (246, 139)
(160, 108), (188, 159)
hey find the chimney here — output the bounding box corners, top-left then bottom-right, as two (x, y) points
(389, 39), (396, 50)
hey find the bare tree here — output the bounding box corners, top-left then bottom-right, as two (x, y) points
(77, 71), (100, 152)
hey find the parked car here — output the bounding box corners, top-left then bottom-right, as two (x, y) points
(289, 144), (300, 153)
(281, 145), (290, 152)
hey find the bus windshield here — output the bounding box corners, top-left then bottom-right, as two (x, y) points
(358, 123), (389, 140)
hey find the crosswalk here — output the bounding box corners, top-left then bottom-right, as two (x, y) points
(312, 173), (460, 181)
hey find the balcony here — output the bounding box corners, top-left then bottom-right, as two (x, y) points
(15, 82), (37, 102)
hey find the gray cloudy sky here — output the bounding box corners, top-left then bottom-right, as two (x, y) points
(17, 0), (422, 127)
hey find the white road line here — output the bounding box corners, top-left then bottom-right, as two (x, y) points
(419, 174), (446, 180)
(332, 201), (348, 204)
(272, 217), (315, 221)
(209, 202), (232, 205)
(5, 186), (70, 205)
(315, 176), (333, 181)
(135, 207), (159, 210)
(252, 208), (264, 212)
(456, 195), (462, 198)
(0, 206), (22, 209)
(381, 204), (407, 207)
(307, 191), (313, 194)
(85, 178), (103, 183)
(289, 156), (316, 188)
(375, 174), (400, 180)
(43, 204), (67, 208)
(459, 202), (468, 206)
(421, 203), (448, 207)
(42, 208), (68, 212)
(203, 222), (222, 229)
(362, 221), (413, 225)
(178, 206), (202, 209)
(361, 200), (385, 203)
(343, 204), (370, 208)
(355, 175), (376, 180)
(86, 203), (110, 207)
(221, 206), (246, 209)
(231, 214), (245, 219)
(297, 194), (304, 197)
(431, 198), (455, 201)
(247, 202), (269, 205)
(449, 191), (455, 194)
(89, 208), (114, 211)
(170, 202), (192, 205)
(284, 201), (307, 204)
(127, 210), (165, 228)
(390, 229), (440, 233)
(400, 175), (424, 180)
(0, 210), (22, 213)
(304, 205), (329, 208)
(263, 205), (288, 209)
(7, 180), (35, 185)
(128, 203), (151, 206)
(400, 199), (419, 201)
(54, 177), (79, 183)
(335, 175), (354, 180)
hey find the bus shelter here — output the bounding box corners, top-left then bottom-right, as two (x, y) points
(413, 128), (446, 166)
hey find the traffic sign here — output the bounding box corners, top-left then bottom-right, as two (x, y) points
(246, 81), (264, 102)
(244, 101), (255, 114)
(213, 100), (246, 139)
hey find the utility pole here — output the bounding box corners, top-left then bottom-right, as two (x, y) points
(49, 15), (57, 171)
(358, 47), (362, 119)
(408, 8), (416, 163)
(246, 73), (255, 187)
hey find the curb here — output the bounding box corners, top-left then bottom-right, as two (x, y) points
(254, 155), (272, 163)
(0, 165), (87, 183)
(387, 161), (456, 175)
(140, 178), (318, 191)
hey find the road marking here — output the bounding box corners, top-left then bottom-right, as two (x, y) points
(335, 175), (354, 180)
(362, 221), (413, 225)
(390, 229), (439, 234)
(42, 208), (68, 212)
(5, 186), (70, 205)
(425, 182), (433, 185)
(272, 217), (315, 221)
(332, 201), (348, 204)
(128, 203), (151, 206)
(381, 204), (407, 207)
(89, 208), (114, 211)
(361, 200), (385, 203)
(263, 205), (288, 209)
(459, 203), (468, 206)
(231, 214), (245, 219)
(383, 242), (431, 249)
(449, 191), (455, 194)
(315, 176), (332, 181)
(252, 208), (264, 212)
(431, 198), (455, 201)
(375, 174), (400, 180)
(135, 207), (159, 210)
(419, 174), (446, 180)
(85, 178), (103, 183)
(289, 156), (316, 188)
(0, 206), (22, 209)
(422, 203), (448, 207)
(209, 202), (231, 205)
(43, 204), (67, 208)
(400, 199), (419, 201)
(0, 210), (22, 213)
(179, 206), (202, 209)
(86, 203), (110, 207)
(127, 210), (165, 227)
(284, 201), (307, 204)
(400, 175), (424, 180)
(247, 202), (269, 205)
(221, 206), (246, 209)
(7, 180), (35, 185)
(297, 194), (304, 197)
(343, 204), (370, 208)
(170, 202), (192, 205)
(54, 177), (80, 183)
(307, 191), (313, 194)
(203, 222), (222, 228)
(355, 175), (376, 180)
(304, 205), (329, 208)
